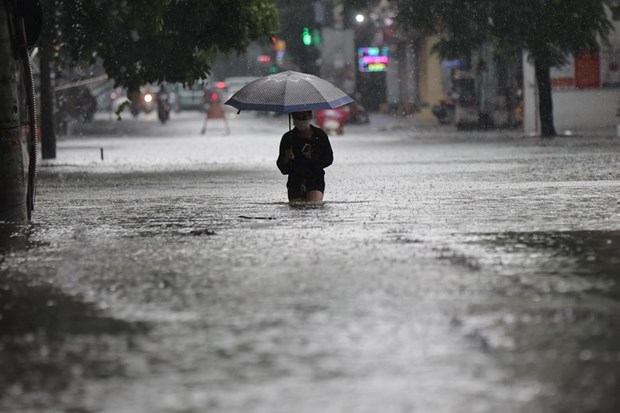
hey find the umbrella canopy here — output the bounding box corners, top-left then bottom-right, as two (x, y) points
(224, 70), (354, 113)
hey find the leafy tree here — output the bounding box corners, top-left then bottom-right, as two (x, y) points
(397, 0), (617, 136)
(55, 0), (278, 91)
(39, 0), (278, 157)
(46, 0), (278, 90)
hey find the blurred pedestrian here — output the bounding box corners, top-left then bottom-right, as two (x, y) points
(276, 111), (333, 203)
(200, 90), (229, 135)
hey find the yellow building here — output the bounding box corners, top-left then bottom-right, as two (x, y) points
(414, 36), (445, 121)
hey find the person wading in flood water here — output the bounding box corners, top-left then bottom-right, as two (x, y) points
(276, 111), (333, 203)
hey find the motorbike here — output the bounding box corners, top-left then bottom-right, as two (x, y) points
(157, 92), (171, 124)
(316, 107), (349, 135)
(129, 88), (156, 117)
(431, 98), (456, 125)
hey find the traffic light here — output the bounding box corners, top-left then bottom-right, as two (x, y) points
(302, 27), (321, 47)
(302, 27), (312, 46)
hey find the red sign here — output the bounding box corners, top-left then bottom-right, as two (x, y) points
(574, 51), (600, 89)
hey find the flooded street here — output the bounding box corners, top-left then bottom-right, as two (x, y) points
(1, 112), (620, 412)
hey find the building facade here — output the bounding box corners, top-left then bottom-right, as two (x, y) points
(523, 17), (620, 134)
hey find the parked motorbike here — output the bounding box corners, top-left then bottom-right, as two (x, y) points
(431, 98), (456, 125)
(157, 92), (171, 124)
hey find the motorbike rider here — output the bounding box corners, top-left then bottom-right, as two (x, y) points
(157, 83), (171, 122)
(157, 84), (169, 104)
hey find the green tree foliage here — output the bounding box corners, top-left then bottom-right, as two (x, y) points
(397, 0), (617, 136)
(52, 0), (279, 91)
(398, 0), (614, 66)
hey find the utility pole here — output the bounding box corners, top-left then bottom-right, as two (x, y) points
(0, 2), (28, 221)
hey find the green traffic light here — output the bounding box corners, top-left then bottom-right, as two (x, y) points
(302, 27), (312, 46)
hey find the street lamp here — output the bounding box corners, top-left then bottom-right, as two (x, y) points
(355, 14), (365, 23)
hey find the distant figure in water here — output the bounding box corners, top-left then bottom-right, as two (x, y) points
(276, 111), (333, 203)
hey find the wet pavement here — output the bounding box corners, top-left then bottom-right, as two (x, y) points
(1, 111), (620, 412)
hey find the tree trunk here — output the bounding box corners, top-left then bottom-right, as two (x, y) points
(534, 60), (556, 137)
(0, 3), (28, 222)
(39, 2), (56, 159)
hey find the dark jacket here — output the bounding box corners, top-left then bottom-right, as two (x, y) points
(276, 125), (333, 180)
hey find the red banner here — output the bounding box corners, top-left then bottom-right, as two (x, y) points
(574, 51), (600, 89)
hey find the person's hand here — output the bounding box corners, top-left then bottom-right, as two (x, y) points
(285, 148), (294, 162)
(302, 144), (312, 159)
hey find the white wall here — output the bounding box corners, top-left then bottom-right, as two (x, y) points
(523, 54), (620, 135)
(551, 88), (619, 132)
(523, 17), (620, 135)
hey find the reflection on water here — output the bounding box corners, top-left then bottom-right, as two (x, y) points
(458, 230), (620, 413)
(487, 230), (619, 264)
(480, 230), (620, 294)
(0, 273), (148, 336)
(0, 269), (148, 409)
(0, 223), (30, 254)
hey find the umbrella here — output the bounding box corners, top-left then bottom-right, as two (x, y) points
(224, 70), (354, 113)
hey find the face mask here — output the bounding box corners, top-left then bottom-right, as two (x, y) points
(294, 119), (311, 130)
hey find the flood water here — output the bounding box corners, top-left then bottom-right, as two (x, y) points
(1, 113), (619, 412)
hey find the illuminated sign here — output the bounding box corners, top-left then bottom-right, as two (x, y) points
(358, 47), (389, 72)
